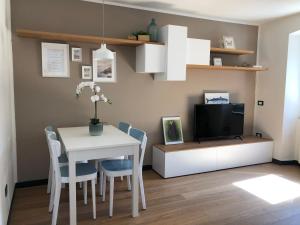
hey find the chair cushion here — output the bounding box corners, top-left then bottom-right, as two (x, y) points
(60, 163), (97, 177)
(101, 159), (132, 171)
(58, 153), (68, 164)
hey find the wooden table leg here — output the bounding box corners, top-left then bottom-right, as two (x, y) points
(69, 154), (77, 225)
(132, 145), (139, 217)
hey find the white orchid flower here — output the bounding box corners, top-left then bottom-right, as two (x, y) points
(94, 95), (100, 101)
(100, 94), (108, 102)
(91, 96), (96, 102)
(95, 86), (101, 93)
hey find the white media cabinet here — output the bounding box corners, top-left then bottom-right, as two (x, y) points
(152, 136), (273, 178)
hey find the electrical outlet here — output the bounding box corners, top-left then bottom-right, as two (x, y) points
(5, 184), (8, 197)
(258, 100), (264, 106)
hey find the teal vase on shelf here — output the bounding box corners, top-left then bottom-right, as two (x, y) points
(147, 18), (158, 42)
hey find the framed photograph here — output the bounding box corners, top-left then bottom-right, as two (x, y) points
(162, 116), (184, 145)
(71, 47), (82, 62)
(205, 93), (230, 104)
(222, 36), (235, 49)
(92, 51), (116, 83)
(213, 57), (222, 66)
(41, 42), (70, 78)
(81, 66), (92, 80)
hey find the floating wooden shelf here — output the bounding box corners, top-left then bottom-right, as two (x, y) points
(210, 47), (255, 55)
(16, 29), (162, 46)
(187, 64), (268, 72)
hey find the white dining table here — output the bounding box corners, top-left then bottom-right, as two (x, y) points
(57, 125), (140, 225)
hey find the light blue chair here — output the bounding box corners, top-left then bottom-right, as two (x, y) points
(47, 132), (97, 225)
(45, 126), (68, 194)
(101, 127), (147, 217)
(98, 122), (132, 196)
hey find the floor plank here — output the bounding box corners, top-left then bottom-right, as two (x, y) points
(9, 163), (300, 225)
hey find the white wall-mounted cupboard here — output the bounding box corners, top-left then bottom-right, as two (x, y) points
(135, 24), (211, 81)
(155, 25), (188, 81)
(186, 38), (210, 65)
(136, 44), (165, 73)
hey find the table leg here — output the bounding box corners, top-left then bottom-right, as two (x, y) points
(69, 154), (77, 225)
(132, 145), (139, 217)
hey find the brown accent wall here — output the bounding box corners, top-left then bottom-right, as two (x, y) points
(11, 0), (258, 181)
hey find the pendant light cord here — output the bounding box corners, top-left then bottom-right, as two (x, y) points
(102, 0), (105, 43)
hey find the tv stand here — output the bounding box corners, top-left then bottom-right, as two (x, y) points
(153, 136), (273, 178)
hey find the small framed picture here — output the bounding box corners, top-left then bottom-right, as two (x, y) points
(81, 66), (92, 80)
(223, 36), (235, 49)
(162, 116), (184, 145)
(71, 47), (82, 62)
(204, 93), (230, 104)
(92, 51), (116, 83)
(213, 57), (222, 66)
(41, 42), (70, 78)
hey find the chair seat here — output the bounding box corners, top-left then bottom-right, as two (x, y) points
(102, 159), (132, 171)
(60, 163), (97, 177)
(58, 153), (68, 164)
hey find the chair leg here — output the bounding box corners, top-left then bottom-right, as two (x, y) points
(49, 177), (55, 213)
(91, 179), (96, 220)
(94, 161), (98, 184)
(109, 177), (114, 217)
(51, 182), (61, 225)
(99, 170), (104, 196)
(102, 174), (106, 202)
(127, 175), (131, 191)
(139, 172), (146, 210)
(83, 181), (88, 205)
(47, 162), (52, 194)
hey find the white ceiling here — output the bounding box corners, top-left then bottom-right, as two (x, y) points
(84, 0), (300, 25)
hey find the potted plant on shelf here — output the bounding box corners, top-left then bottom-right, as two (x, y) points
(76, 81), (112, 136)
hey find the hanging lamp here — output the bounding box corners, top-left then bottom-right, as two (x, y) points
(94, 0), (114, 61)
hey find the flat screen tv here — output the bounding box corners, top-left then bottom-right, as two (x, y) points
(194, 104), (244, 141)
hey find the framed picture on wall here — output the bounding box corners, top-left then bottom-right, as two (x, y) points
(71, 47), (82, 62)
(41, 42), (70, 78)
(162, 116), (184, 145)
(81, 65), (92, 80)
(222, 36), (236, 49)
(92, 51), (116, 83)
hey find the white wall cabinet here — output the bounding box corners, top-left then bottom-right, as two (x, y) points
(155, 25), (187, 81)
(186, 38), (210, 65)
(136, 44), (165, 73)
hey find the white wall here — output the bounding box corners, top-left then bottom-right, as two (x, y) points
(0, 0), (17, 223)
(254, 13), (300, 161)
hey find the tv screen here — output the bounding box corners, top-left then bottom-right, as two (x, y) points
(194, 104), (244, 141)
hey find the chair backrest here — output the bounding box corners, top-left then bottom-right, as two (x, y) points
(47, 133), (62, 182)
(129, 128), (147, 169)
(118, 122), (131, 134)
(44, 126), (57, 157)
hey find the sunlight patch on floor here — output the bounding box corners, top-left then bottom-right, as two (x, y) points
(233, 174), (300, 204)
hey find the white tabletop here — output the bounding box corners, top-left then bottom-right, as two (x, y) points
(57, 125), (140, 152)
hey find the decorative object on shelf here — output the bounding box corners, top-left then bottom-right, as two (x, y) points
(81, 65), (92, 79)
(94, 0), (114, 62)
(204, 93), (230, 104)
(71, 47), (82, 62)
(93, 51), (116, 82)
(213, 57), (222, 66)
(253, 65), (263, 69)
(76, 81), (112, 136)
(147, 18), (158, 42)
(41, 42), (70, 78)
(222, 36), (236, 49)
(162, 116), (184, 145)
(131, 31), (150, 42)
(128, 35), (137, 40)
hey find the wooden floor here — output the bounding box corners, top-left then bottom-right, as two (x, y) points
(9, 163), (300, 225)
